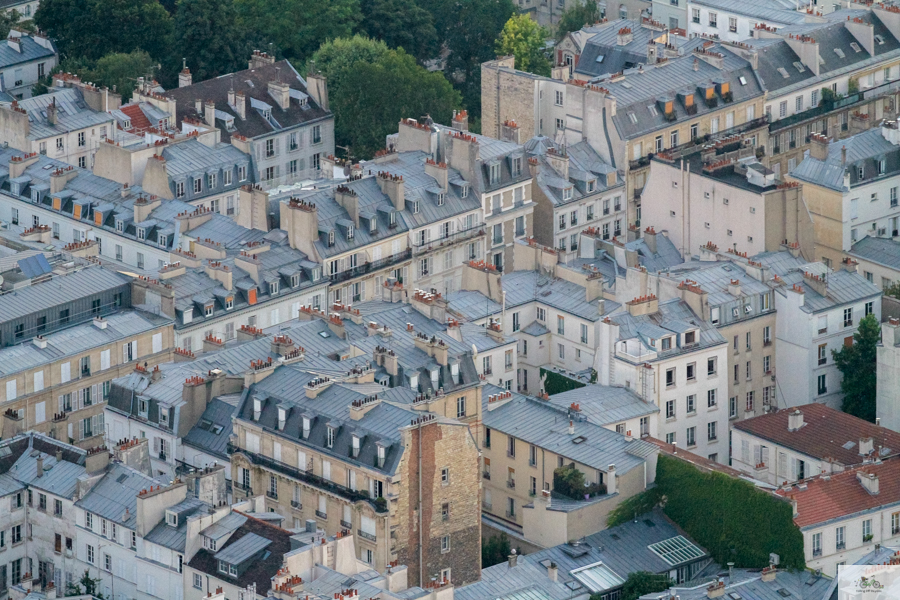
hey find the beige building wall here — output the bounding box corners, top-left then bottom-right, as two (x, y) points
(784, 177), (845, 266)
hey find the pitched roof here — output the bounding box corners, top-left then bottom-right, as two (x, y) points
(789, 127), (899, 191)
(777, 458), (900, 528)
(848, 235), (900, 271)
(165, 60), (331, 142)
(544, 385), (659, 425)
(0, 34), (56, 69)
(734, 403), (900, 466)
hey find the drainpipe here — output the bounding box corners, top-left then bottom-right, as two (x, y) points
(418, 418), (423, 586)
(501, 291), (507, 331)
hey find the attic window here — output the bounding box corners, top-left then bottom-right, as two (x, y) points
(269, 281), (279, 295)
(876, 34), (885, 45)
(390, 212), (397, 226)
(166, 511), (177, 527)
(461, 185), (468, 198)
(438, 192), (445, 206)
(158, 235), (167, 247)
(137, 228), (146, 240)
(30, 189), (39, 202)
(850, 42), (861, 53)
(793, 62), (805, 73)
(291, 274), (300, 287)
(777, 67), (789, 79)
(563, 188), (573, 201)
(647, 105), (658, 117)
(628, 113), (638, 124)
(369, 218), (377, 233)
(116, 220), (124, 233)
(511, 156), (523, 177)
(739, 76), (747, 85)
(489, 163), (501, 184)
(834, 48), (845, 59)
(205, 304), (213, 317)
(328, 231), (335, 246)
(596, 55), (604, 63)
(225, 297), (234, 310)
(572, 436), (587, 444)
(413, 201), (420, 214)
(326, 426), (335, 448)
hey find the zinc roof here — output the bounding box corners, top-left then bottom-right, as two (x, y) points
(0, 35), (56, 69)
(0, 266), (129, 323)
(544, 385), (659, 425)
(75, 463), (160, 528)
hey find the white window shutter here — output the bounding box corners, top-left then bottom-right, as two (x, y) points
(360, 280), (366, 301)
(33, 371), (44, 393)
(152, 333), (162, 354)
(34, 402), (45, 424)
(291, 302), (300, 319)
(131, 341), (138, 360)
(5, 380), (16, 401)
(741, 440), (749, 464)
(58, 395), (64, 413)
(123, 345), (128, 363)
(61, 362), (71, 383)
(100, 349), (110, 370)
(753, 444), (761, 466)
(67, 423), (73, 440)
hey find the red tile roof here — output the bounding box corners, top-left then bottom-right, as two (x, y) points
(777, 458), (900, 528)
(120, 103), (152, 132)
(734, 403), (900, 466)
(645, 437), (746, 477)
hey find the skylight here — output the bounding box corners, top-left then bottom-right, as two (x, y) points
(834, 48), (846, 59)
(777, 67), (790, 79)
(793, 61), (805, 73)
(648, 536), (706, 565)
(850, 42), (861, 53)
(596, 55), (605, 63)
(739, 76), (747, 85)
(628, 112), (638, 123)
(876, 34), (885, 45)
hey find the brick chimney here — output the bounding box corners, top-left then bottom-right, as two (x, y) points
(626, 294), (658, 316)
(178, 65), (192, 88)
(378, 171), (405, 211)
(809, 132), (829, 161)
(268, 80), (291, 110)
(280, 197), (320, 259)
(452, 109), (469, 132)
(500, 120), (520, 144)
(249, 50), (275, 69)
(643, 226), (658, 253)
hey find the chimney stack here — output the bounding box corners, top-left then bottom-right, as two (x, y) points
(452, 109), (469, 132)
(204, 100), (216, 126)
(178, 62), (192, 88)
(508, 550), (518, 568)
(859, 436), (874, 456)
(36, 454), (43, 477)
(568, 420), (575, 435)
(857, 470), (880, 495)
(787, 409), (804, 431)
(47, 98), (58, 125)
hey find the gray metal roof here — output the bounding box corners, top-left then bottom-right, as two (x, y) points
(848, 235), (900, 271)
(0, 266), (129, 323)
(75, 463), (160, 529)
(200, 511), (247, 541)
(0, 35), (56, 69)
(690, 0), (805, 25)
(144, 497), (208, 552)
(161, 139), (250, 178)
(445, 290), (503, 321)
(789, 127), (898, 191)
(482, 384), (656, 476)
(502, 270), (618, 321)
(182, 398), (238, 460)
(544, 385), (659, 425)
(0, 309), (171, 378)
(214, 531), (271, 565)
(18, 88), (115, 141)
(642, 569), (832, 600)
(609, 298), (726, 360)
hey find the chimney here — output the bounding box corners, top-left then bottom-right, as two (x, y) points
(36, 454), (43, 477)
(508, 551), (518, 568)
(727, 278), (741, 296)
(452, 109), (469, 132)
(787, 409), (804, 431)
(499, 120), (520, 144)
(626, 294), (659, 316)
(307, 71), (329, 111)
(607, 464), (617, 494)
(857, 470), (879, 495)
(859, 436), (874, 456)
(809, 133), (829, 161)
(204, 100), (216, 126)
(268, 80), (291, 110)
(249, 49), (275, 69)
(379, 172), (405, 211)
(195, 98), (203, 114)
(616, 27), (633, 46)
(178, 64), (192, 88)
(47, 99), (58, 125)
(842, 145), (847, 166)
(707, 579), (726, 599)
(234, 92), (246, 120)
(648, 43), (658, 64)
(567, 420), (575, 435)
(643, 226), (657, 254)
(56, 449), (62, 463)
(547, 563), (558, 582)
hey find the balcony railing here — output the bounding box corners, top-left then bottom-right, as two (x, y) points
(482, 471), (491, 480)
(266, 490), (278, 500)
(290, 500), (301, 509)
(232, 446), (385, 511)
(315, 510), (327, 519)
(358, 529), (377, 542)
(412, 227), (484, 256)
(341, 520), (352, 529)
(328, 249), (412, 284)
(507, 479), (516, 489)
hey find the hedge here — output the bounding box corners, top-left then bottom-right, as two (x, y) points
(608, 455), (805, 570)
(540, 368), (586, 396)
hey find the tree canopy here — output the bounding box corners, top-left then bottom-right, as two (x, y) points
(482, 533), (513, 568)
(360, 0), (438, 62)
(556, 1), (601, 42)
(33, 51), (157, 100)
(310, 37), (460, 159)
(832, 313), (880, 422)
(174, 0), (252, 81)
(496, 13), (550, 76)
(615, 572), (674, 600)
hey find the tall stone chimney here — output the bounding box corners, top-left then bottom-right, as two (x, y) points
(178, 65), (192, 88)
(307, 71), (329, 111)
(787, 409), (804, 431)
(452, 109), (469, 132)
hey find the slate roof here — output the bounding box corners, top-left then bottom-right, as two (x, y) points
(144, 497), (208, 552)
(526, 137), (623, 207)
(161, 139), (251, 180)
(598, 43), (765, 141)
(182, 397), (238, 460)
(0, 432), (86, 498)
(609, 298), (726, 361)
(776, 458), (900, 528)
(481, 384), (656, 477)
(188, 515), (293, 593)
(165, 60), (331, 142)
(502, 270), (619, 321)
(16, 87), (114, 141)
(689, 0), (806, 25)
(544, 385), (659, 425)
(848, 235), (900, 271)
(76, 463), (160, 529)
(444, 290), (503, 321)
(642, 569), (832, 600)
(789, 127), (899, 191)
(663, 259), (774, 308)
(574, 20), (664, 79)
(0, 34), (55, 69)
(734, 403), (900, 465)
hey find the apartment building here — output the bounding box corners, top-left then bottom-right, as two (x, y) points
(0, 31), (56, 100)
(231, 369), (481, 585)
(778, 458), (900, 577)
(543, 384), (659, 439)
(1, 73), (119, 169)
(483, 35), (768, 229)
(527, 136), (626, 257)
(648, 252), (779, 421)
(165, 52), (333, 188)
(479, 384), (659, 547)
(732, 403), (900, 485)
(787, 124), (900, 266)
(683, 0), (805, 42)
(642, 148), (815, 260)
(848, 235), (900, 288)
(755, 250), (881, 409)
(597, 296), (730, 462)
(877, 317), (900, 432)
(0, 309), (174, 448)
(1, 0), (39, 20)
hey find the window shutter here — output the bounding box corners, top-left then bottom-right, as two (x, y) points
(761, 446), (769, 466)
(152, 333), (162, 354)
(131, 341), (138, 360)
(360, 280), (366, 301)
(123, 345), (129, 363)
(778, 452), (787, 480)
(753, 444), (761, 466)
(100, 349), (110, 370)
(58, 395), (65, 413)
(60, 362), (70, 383)
(33, 371), (44, 393)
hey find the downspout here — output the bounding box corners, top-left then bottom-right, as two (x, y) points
(418, 419), (423, 586)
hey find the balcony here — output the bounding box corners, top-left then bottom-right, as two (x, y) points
(412, 227), (484, 256)
(328, 249), (412, 284)
(358, 529), (377, 542)
(482, 471), (491, 480)
(266, 490), (278, 500)
(813, 548), (822, 557)
(232, 446), (385, 511)
(507, 479), (516, 489)
(836, 542), (846, 550)
(315, 510), (327, 519)
(291, 500), (301, 509)
(482, 501), (492, 511)
(341, 520), (352, 529)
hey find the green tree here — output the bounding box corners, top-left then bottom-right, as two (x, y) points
(495, 14), (550, 76)
(482, 533), (512, 568)
(420, 0), (515, 117)
(67, 570), (105, 599)
(32, 51), (156, 100)
(614, 572), (674, 600)
(34, 0), (173, 63)
(360, 0), (438, 62)
(885, 281), (900, 299)
(175, 0), (250, 81)
(832, 313), (880, 422)
(306, 35), (391, 92)
(235, 0), (361, 62)
(556, 1), (600, 42)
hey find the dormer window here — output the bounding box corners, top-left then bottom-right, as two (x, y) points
(352, 434), (361, 458)
(218, 561), (237, 577)
(661, 337), (672, 351)
(858, 166), (865, 179)
(208, 173), (217, 189)
(328, 231), (335, 246)
(489, 162), (501, 184)
(269, 281), (279, 295)
(438, 192), (445, 206)
(31, 189), (39, 202)
(461, 185), (468, 198)
(158, 235), (167, 247)
(225, 297), (234, 310)
(369, 218), (376, 233)
(302, 416), (311, 438)
(116, 220), (124, 233)
(159, 407), (169, 428)
(311, 268), (320, 281)
(377, 445), (386, 468)
(137, 228), (145, 241)
(413, 201), (420, 214)
(203, 537), (217, 551)
(139, 399), (148, 417)
(291, 274), (300, 287)
(347, 224), (354, 240)
(204, 304), (213, 317)
(389, 212), (397, 226)
(587, 180), (595, 193)
(511, 156), (522, 176)
(175, 181), (185, 198)
(684, 331), (696, 345)
(326, 426), (335, 448)
(563, 187), (573, 201)
(194, 178), (203, 194)
(166, 511), (177, 527)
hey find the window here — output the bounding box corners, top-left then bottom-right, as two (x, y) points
(312, 125), (322, 144)
(686, 427), (696, 447)
(686, 395), (696, 413)
(729, 17), (737, 32)
(441, 467), (450, 484)
(844, 307), (853, 327)
(580, 323), (588, 344)
(665, 432), (675, 444)
(555, 90), (564, 106)
(670, 130), (678, 147)
(507, 435), (516, 458)
(686, 363), (695, 380)
(865, 301), (874, 316)
(655, 136), (663, 153)
(708, 389), (717, 407)
(836, 526), (845, 550)
(862, 519), (872, 541)
(818, 344), (827, 366)
(666, 400), (675, 419)
(86, 544), (95, 564)
(666, 368), (675, 387)
(707, 357), (717, 376)
(441, 535), (451, 553)
(456, 396), (466, 418)
(709, 12), (717, 27)
(692, 7), (700, 22)
(817, 373), (827, 395)
(558, 344), (565, 359)
(892, 512), (900, 535)
(707, 421), (717, 441)
(746, 391), (755, 412)
(557, 316), (565, 335)
(537, 307), (546, 321)
(193, 573), (203, 589)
